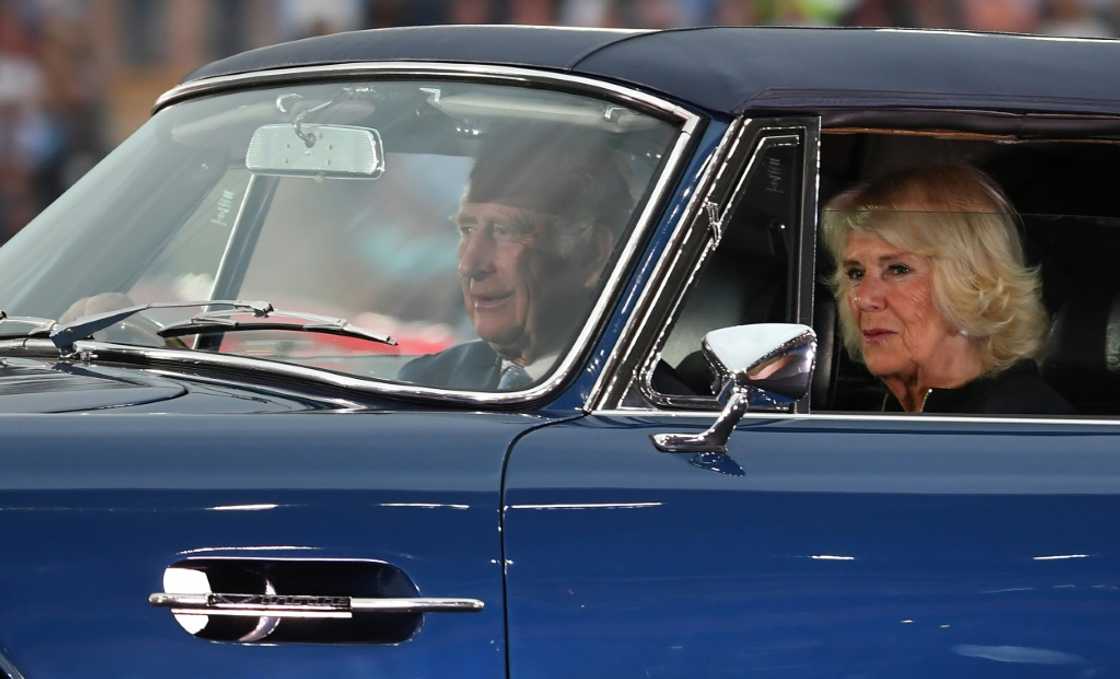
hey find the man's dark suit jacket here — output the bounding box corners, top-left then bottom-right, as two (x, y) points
(399, 339), (696, 394)
(397, 340), (503, 390)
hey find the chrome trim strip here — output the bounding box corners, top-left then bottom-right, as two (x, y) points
(795, 119), (821, 331)
(455, 25), (647, 34)
(154, 62), (698, 133)
(584, 118), (747, 409)
(151, 592), (483, 617)
(351, 597), (483, 613)
(1, 338), (540, 404)
(589, 408), (1120, 427)
(0, 339), (34, 352)
(143, 368), (366, 410)
(179, 556), (393, 563)
(174, 607), (351, 619)
(0, 650), (25, 679)
(794, 117), (822, 412)
(874, 26), (1120, 44)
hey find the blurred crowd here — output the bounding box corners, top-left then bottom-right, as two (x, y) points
(3, 0), (1120, 242)
(357, 0), (1120, 32)
(2, 0), (103, 243)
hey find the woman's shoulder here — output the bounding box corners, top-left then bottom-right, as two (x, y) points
(927, 360), (1076, 416)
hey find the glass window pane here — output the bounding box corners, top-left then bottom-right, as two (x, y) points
(0, 79), (680, 393)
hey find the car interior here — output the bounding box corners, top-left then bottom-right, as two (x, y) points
(655, 125), (1120, 417)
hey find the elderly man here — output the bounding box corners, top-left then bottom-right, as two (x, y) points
(399, 128), (631, 391)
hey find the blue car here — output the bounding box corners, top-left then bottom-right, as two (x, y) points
(2, 24), (1120, 678)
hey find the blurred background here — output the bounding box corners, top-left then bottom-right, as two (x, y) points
(2, 0), (1119, 244)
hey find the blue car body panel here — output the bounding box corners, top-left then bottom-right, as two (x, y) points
(503, 415), (1120, 678)
(0, 357), (335, 413)
(0, 403), (563, 677)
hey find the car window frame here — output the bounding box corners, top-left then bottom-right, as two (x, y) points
(591, 115), (1120, 428)
(35, 63), (704, 407)
(586, 116), (822, 413)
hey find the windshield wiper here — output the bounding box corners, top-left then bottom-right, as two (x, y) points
(45, 299), (396, 355)
(157, 308), (397, 347)
(49, 300), (274, 353)
(0, 309), (57, 339)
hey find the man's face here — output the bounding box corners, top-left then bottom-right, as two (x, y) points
(455, 201), (592, 362)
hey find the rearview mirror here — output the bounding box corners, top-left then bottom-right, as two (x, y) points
(651, 323), (816, 454)
(246, 123), (385, 179)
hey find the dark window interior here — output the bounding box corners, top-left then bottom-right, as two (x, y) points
(818, 132), (1120, 416)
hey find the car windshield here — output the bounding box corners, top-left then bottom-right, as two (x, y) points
(0, 79), (679, 392)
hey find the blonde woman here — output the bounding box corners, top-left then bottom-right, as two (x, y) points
(823, 164), (1073, 415)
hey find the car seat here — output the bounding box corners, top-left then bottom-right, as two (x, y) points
(1042, 287), (1120, 415)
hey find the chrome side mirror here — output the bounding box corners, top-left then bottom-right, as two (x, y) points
(651, 323), (816, 454)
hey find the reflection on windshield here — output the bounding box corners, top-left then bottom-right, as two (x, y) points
(0, 80), (679, 392)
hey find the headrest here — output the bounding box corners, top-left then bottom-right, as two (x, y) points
(1042, 288), (1120, 414)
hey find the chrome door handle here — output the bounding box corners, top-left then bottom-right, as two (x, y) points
(149, 592), (484, 619)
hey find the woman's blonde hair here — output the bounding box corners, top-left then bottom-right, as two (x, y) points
(822, 164), (1047, 376)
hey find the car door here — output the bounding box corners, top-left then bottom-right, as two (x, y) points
(501, 118), (1120, 677)
(0, 406), (546, 678)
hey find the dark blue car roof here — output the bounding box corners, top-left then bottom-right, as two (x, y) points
(184, 25), (1120, 116)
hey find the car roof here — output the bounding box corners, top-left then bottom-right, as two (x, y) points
(183, 25), (1120, 117)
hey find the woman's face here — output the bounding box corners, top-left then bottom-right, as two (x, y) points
(841, 231), (960, 381)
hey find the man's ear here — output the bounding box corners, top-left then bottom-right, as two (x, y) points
(581, 226), (615, 289)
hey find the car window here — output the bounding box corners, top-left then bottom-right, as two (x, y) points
(0, 80), (680, 393)
(815, 132), (1120, 418)
(219, 154), (470, 376)
(651, 136), (804, 399)
(129, 169), (250, 306)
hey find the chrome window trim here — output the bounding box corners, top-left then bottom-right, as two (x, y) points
(791, 117), (822, 411)
(0, 335), (589, 405)
(587, 117), (820, 413)
(636, 129), (804, 413)
(84, 63), (707, 406)
(795, 120), (822, 332)
(154, 62), (697, 132)
(143, 368), (366, 411)
(584, 118), (748, 410)
(0, 649), (25, 679)
(589, 408), (1120, 427)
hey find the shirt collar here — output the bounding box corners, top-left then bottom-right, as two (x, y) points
(502, 353), (559, 381)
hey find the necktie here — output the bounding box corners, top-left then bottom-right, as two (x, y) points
(497, 363), (533, 390)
